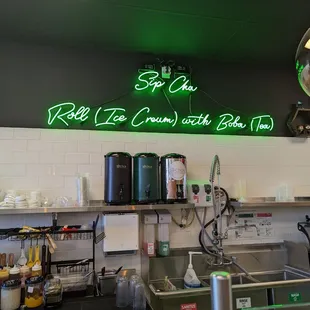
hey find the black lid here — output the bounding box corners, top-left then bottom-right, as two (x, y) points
(134, 152), (158, 158)
(26, 276), (44, 284)
(161, 153), (186, 159)
(2, 279), (21, 288)
(105, 152), (131, 158)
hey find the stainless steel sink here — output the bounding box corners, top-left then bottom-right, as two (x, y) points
(203, 274), (254, 285)
(149, 266), (310, 310)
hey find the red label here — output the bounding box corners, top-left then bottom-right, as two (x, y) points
(193, 195), (199, 203)
(181, 303), (197, 310)
(257, 213), (272, 217)
(147, 243), (154, 255)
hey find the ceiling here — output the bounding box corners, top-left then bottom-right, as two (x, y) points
(0, 0), (309, 64)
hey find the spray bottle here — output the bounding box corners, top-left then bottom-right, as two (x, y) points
(184, 251), (203, 289)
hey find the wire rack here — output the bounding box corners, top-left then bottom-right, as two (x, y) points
(55, 260), (91, 274)
(0, 225), (93, 241)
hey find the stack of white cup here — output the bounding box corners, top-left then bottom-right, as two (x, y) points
(0, 190), (17, 208)
(15, 195), (28, 208)
(28, 191), (42, 208)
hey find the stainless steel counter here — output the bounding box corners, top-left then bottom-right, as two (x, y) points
(0, 203), (195, 214)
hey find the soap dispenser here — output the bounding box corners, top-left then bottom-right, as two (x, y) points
(184, 251), (203, 289)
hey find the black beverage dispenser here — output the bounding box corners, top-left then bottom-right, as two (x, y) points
(133, 153), (160, 204)
(104, 152), (132, 205)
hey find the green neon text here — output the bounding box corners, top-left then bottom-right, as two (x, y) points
(134, 71), (197, 94)
(168, 75), (198, 93)
(47, 102), (89, 126)
(135, 71), (165, 92)
(131, 107), (177, 128)
(95, 107), (127, 126)
(216, 114), (246, 131)
(250, 115), (274, 132)
(47, 103), (274, 135)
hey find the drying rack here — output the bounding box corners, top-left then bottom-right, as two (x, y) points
(0, 214), (104, 295)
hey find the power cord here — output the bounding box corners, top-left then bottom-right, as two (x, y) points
(171, 208), (195, 229)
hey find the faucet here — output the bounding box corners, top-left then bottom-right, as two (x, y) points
(224, 224), (259, 239)
(209, 155), (226, 265)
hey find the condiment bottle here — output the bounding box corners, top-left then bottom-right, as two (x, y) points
(25, 276), (44, 308)
(1, 279), (21, 310)
(31, 263), (42, 276)
(20, 265), (31, 303)
(0, 253), (7, 267)
(20, 265), (31, 284)
(0, 269), (9, 285)
(8, 254), (14, 268)
(9, 266), (20, 280)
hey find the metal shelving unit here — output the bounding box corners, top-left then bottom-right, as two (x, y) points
(0, 202), (196, 215)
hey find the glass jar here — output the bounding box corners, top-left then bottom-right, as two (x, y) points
(31, 263), (42, 277)
(44, 276), (63, 308)
(0, 271), (10, 310)
(25, 276), (44, 308)
(9, 266), (20, 281)
(1, 279), (21, 310)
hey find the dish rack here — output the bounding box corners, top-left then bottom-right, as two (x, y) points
(0, 215), (104, 296)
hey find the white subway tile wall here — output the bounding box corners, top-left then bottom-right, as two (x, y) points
(0, 127), (309, 272)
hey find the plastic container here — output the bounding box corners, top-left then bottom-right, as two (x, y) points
(183, 252), (203, 289)
(25, 276), (44, 308)
(44, 277), (63, 308)
(1, 279), (21, 310)
(9, 266), (20, 281)
(0, 270), (10, 310)
(31, 263), (42, 277)
(157, 224), (170, 257)
(143, 224), (156, 257)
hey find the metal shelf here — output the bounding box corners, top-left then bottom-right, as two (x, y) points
(231, 198), (310, 209)
(0, 203), (196, 215)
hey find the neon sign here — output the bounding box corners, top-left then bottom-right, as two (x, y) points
(134, 71), (197, 93)
(47, 102), (274, 134)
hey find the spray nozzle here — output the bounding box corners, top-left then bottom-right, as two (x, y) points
(188, 251), (203, 269)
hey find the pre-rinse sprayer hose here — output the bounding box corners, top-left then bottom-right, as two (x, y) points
(195, 191), (259, 283)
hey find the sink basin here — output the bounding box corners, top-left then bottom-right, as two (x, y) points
(202, 274), (254, 286)
(249, 270), (306, 282)
(201, 269), (307, 286)
(151, 269), (308, 293)
(150, 278), (210, 292)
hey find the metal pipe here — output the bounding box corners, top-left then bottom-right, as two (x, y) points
(210, 271), (233, 310)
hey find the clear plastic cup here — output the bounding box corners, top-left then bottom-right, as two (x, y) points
(116, 275), (129, 308)
(133, 282), (146, 310)
(129, 275), (140, 305)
